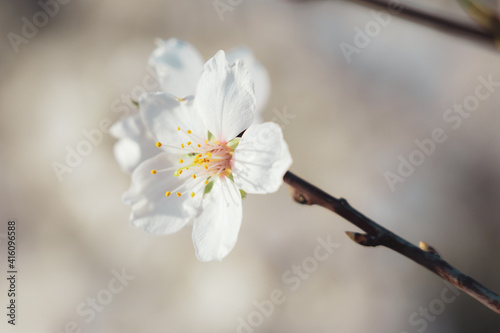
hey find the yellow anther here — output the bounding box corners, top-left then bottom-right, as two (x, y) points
(179, 170), (183, 175)
(151, 169), (157, 174)
(179, 159), (184, 164)
(192, 174), (197, 179)
(181, 143), (185, 148)
(177, 127), (181, 131)
(187, 130), (192, 134)
(176, 192), (182, 197)
(205, 140), (208, 144)
(196, 154), (203, 158)
(156, 142), (162, 147)
(197, 144), (201, 148)
(177, 97), (185, 102)
(204, 180), (209, 185)
(187, 142), (192, 146)
(165, 191), (171, 197)
(207, 152), (212, 158)
(204, 164), (208, 170)
(191, 192), (195, 197)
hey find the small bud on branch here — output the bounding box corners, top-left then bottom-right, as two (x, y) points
(283, 171), (500, 315)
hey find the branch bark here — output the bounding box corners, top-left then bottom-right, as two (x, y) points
(293, 0), (499, 51)
(283, 170), (500, 315)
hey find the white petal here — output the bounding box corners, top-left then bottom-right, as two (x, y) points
(192, 178), (242, 261)
(226, 46), (270, 117)
(139, 92), (207, 153)
(232, 122), (292, 194)
(149, 38), (204, 97)
(195, 50), (256, 142)
(110, 113), (144, 139)
(110, 114), (158, 173)
(123, 153), (198, 235)
(113, 138), (141, 174)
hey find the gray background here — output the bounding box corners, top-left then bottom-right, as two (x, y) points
(1, 0), (500, 332)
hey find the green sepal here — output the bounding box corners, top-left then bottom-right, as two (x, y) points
(131, 99), (139, 108)
(203, 180), (214, 196)
(207, 131), (215, 141)
(239, 189), (247, 199)
(228, 137), (240, 150)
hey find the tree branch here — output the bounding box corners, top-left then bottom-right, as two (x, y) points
(294, 0), (499, 51)
(355, 0), (497, 45)
(283, 170), (500, 315)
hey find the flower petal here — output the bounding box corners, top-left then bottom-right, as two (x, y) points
(195, 50), (256, 142)
(226, 46), (270, 116)
(139, 92), (207, 153)
(110, 113), (158, 173)
(123, 153), (199, 235)
(232, 122), (292, 194)
(109, 113), (143, 139)
(192, 177), (242, 261)
(149, 38), (204, 97)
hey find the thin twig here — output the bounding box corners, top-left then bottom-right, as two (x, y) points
(283, 171), (500, 315)
(295, 0), (499, 51)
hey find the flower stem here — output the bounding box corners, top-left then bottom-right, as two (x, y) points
(283, 170), (500, 315)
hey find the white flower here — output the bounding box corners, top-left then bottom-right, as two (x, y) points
(110, 38), (271, 173)
(123, 51), (292, 261)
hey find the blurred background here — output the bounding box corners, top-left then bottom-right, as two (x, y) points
(1, 0), (500, 332)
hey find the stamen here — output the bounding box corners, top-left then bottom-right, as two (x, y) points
(161, 133), (236, 200)
(155, 165), (177, 173)
(177, 127), (181, 131)
(149, 142), (186, 152)
(151, 170), (157, 174)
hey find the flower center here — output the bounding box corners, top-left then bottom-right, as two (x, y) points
(151, 127), (238, 198)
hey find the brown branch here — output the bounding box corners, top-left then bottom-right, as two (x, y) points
(283, 170), (500, 315)
(346, 0), (496, 47)
(294, 0), (499, 51)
